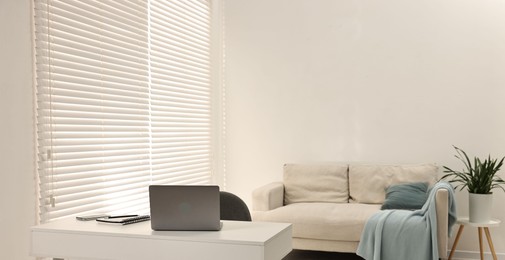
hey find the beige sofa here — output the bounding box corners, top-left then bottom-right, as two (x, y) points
(252, 163), (450, 258)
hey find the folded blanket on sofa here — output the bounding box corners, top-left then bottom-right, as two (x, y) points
(356, 181), (456, 260)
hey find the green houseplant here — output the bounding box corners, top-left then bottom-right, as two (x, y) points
(441, 145), (505, 223)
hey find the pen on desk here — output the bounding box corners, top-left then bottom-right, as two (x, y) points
(107, 215), (139, 219)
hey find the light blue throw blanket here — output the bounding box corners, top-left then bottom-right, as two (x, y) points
(356, 182), (457, 260)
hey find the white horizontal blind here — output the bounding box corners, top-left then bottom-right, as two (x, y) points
(34, 0), (213, 222)
(150, 1), (212, 185)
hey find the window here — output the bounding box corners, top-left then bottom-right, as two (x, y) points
(33, 0), (217, 222)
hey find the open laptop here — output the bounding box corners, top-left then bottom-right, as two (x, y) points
(149, 185), (222, 231)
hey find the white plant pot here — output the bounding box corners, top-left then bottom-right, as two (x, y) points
(468, 193), (493, 223)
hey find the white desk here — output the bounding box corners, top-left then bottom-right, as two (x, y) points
(31, 219), (292, 260)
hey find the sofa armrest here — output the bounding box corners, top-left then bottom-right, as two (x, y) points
(252, 182), (284, 211)
(436, 188), (449, 259)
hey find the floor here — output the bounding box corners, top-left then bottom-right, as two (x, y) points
(283, 250), (364, 260)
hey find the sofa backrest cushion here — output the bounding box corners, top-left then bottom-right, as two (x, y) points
(348, 164), (439, 204)
(283, 163), (349, 204)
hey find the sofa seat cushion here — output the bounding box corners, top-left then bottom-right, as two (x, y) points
(253, 203), (381, 241)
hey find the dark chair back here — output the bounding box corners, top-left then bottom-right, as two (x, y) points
(220, 191), (252, 221)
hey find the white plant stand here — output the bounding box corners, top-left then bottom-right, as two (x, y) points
(448, 217), (501, 260)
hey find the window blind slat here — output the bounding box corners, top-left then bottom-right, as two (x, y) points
(47, 161), (151, 176)
(151, 1), (209, 32)
(151, 82), (210, 97)
(42, 195), (150, 220)
(150, 75), (209, 90)
(150, 24), (210, 53)
(48, 25), (148, 58)
(149, 46), (210, 72)
(48, 0), (148, 38)
(37, 81), (149, 99)
(36, 41), (149, 72)
(50, 165), (151, 182)
(46, 59), (148, 83)
(48, 176), (151, 197)
(151, 87), (210, 101)
(152, 167), (211, 182)
(149, 58), (210, 80)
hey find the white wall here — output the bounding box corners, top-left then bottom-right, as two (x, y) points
(0, 0), (36, 259)
(224, 0), (505, 255)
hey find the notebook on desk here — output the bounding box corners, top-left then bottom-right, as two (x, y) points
(149, 185), (222, 231)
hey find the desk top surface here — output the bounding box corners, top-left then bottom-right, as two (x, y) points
(32, 218), (292, 246)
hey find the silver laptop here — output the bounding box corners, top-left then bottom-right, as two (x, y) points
(149, 185), (222, 231)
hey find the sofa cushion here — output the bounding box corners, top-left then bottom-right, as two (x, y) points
(252, 202), (381, 241)
(381, 182), (429, 210)
(349, 164), (438, 204)
(283, 163), (349, 204)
